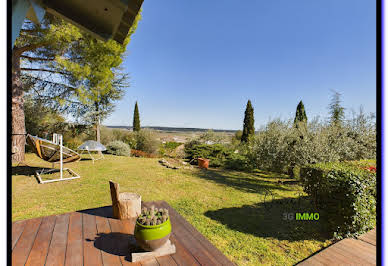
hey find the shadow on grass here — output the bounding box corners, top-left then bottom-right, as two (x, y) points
(12, 165), (46, 176)
(204, 196), (331, 241)
(12, 165), (61, 177)
(194, 168), (297, 194)
(80, 158), (93, 161)
(251, 169), (294, 180)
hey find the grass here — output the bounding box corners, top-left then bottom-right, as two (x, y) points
(13, 153), (332, 265)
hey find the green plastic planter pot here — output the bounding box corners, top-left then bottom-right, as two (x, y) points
(134, 217), (172, 251)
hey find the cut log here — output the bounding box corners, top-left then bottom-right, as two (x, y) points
(109, 180), (141, 219)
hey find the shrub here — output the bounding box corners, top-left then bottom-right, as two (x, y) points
(247, 113), (376, 173)
(106, 141), (131, 156)
(234, 130), (243, 141)
(121, 132), (137, 148)
(224, 153), (251, 171)
(133, 130), (160, 154)
(197, 130), (228, 144)
(159, 141), (182, 157)
(100, 126), (116, 145)
(64, 137), (84, 151)
(247, 119), (292, 172)
(184, 143), (233, 167)
(300, 161), (376, 238)
(131, 149), (157, 158)
(99, 127), (136, 148)
(163, 141), (182, 150)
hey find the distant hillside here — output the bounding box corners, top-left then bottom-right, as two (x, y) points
(105, 125), (238, 133)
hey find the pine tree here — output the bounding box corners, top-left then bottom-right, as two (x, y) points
(133, 102), (140, 131)
(241, 100), (255, 142)
(329, 91), (345, 126)
(294, 100), (308, 128)
(11, 12), (141, 162)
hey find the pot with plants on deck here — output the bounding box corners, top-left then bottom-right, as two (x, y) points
(134, 205), (172, 251)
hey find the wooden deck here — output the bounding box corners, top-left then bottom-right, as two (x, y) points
(297, 228), (376, 265)
(12, 201), (234, 266)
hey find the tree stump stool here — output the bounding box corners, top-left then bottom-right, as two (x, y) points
(109, 180), (141, 219)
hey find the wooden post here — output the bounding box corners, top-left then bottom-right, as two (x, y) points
(109, 180), (141, 219)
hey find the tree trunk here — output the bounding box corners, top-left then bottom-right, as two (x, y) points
(96, 119), (100, 143)
(96, 115), (102, 155)
(11, 50), (25, 163)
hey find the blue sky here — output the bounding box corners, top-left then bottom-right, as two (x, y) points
(104, 0), (376, 130)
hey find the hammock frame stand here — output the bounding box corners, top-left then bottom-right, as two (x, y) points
(29, 134), (81, 184)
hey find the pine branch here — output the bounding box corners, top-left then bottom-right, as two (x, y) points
(21, 55), (55, 61)
(13, 43), (46, 56)
(24, 75), (78, 91)
(21, 67), (69, 76)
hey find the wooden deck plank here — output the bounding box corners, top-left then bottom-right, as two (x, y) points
(155, 254), (178, 265)
(358, 229), (376, 246)
(83, 213), (103, 266)
(95, 215), (122, 265)
(65, 212), (84, 266)
(155, 203), (218, 265)
(12, 202), (234, 266)
(45, 213), (70, 266)
(170, 233), (200, 266)
(298, 232), (376, 266)
(12, 220), (27, 250)
(140, 257), (159, 266)
(318, 244), (357, 264)
(25, 215), (56, 266)
(108, 217), (139, 266)
(12, 217), (42, 266)
(117, 218), (141, 266)
(336, 239), (376, 263)
(160, 201), (233, 265)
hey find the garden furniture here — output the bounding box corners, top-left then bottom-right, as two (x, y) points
(77, 140), (107, 163)
(26, 134), (80, 184)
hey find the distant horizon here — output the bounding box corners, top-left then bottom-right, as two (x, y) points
(103, 103), (376, 132)
(103, 124), (239, 132)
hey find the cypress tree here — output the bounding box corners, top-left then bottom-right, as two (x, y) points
(241, 100), (255, 142)
(294, 100), (308, 128)
(133, 101), (141, 131)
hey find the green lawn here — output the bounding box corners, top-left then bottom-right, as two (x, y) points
(12, 153), (332, 265)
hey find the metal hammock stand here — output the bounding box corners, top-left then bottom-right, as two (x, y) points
(26, 134), (80, 184)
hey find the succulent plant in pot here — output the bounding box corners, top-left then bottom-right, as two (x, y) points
(134, 205), (171, 251)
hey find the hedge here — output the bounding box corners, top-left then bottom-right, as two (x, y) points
(300, 161), (376, 239)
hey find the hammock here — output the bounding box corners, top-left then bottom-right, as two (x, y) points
(26, 134), (81, 163)
(26, 134), (80, 184)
